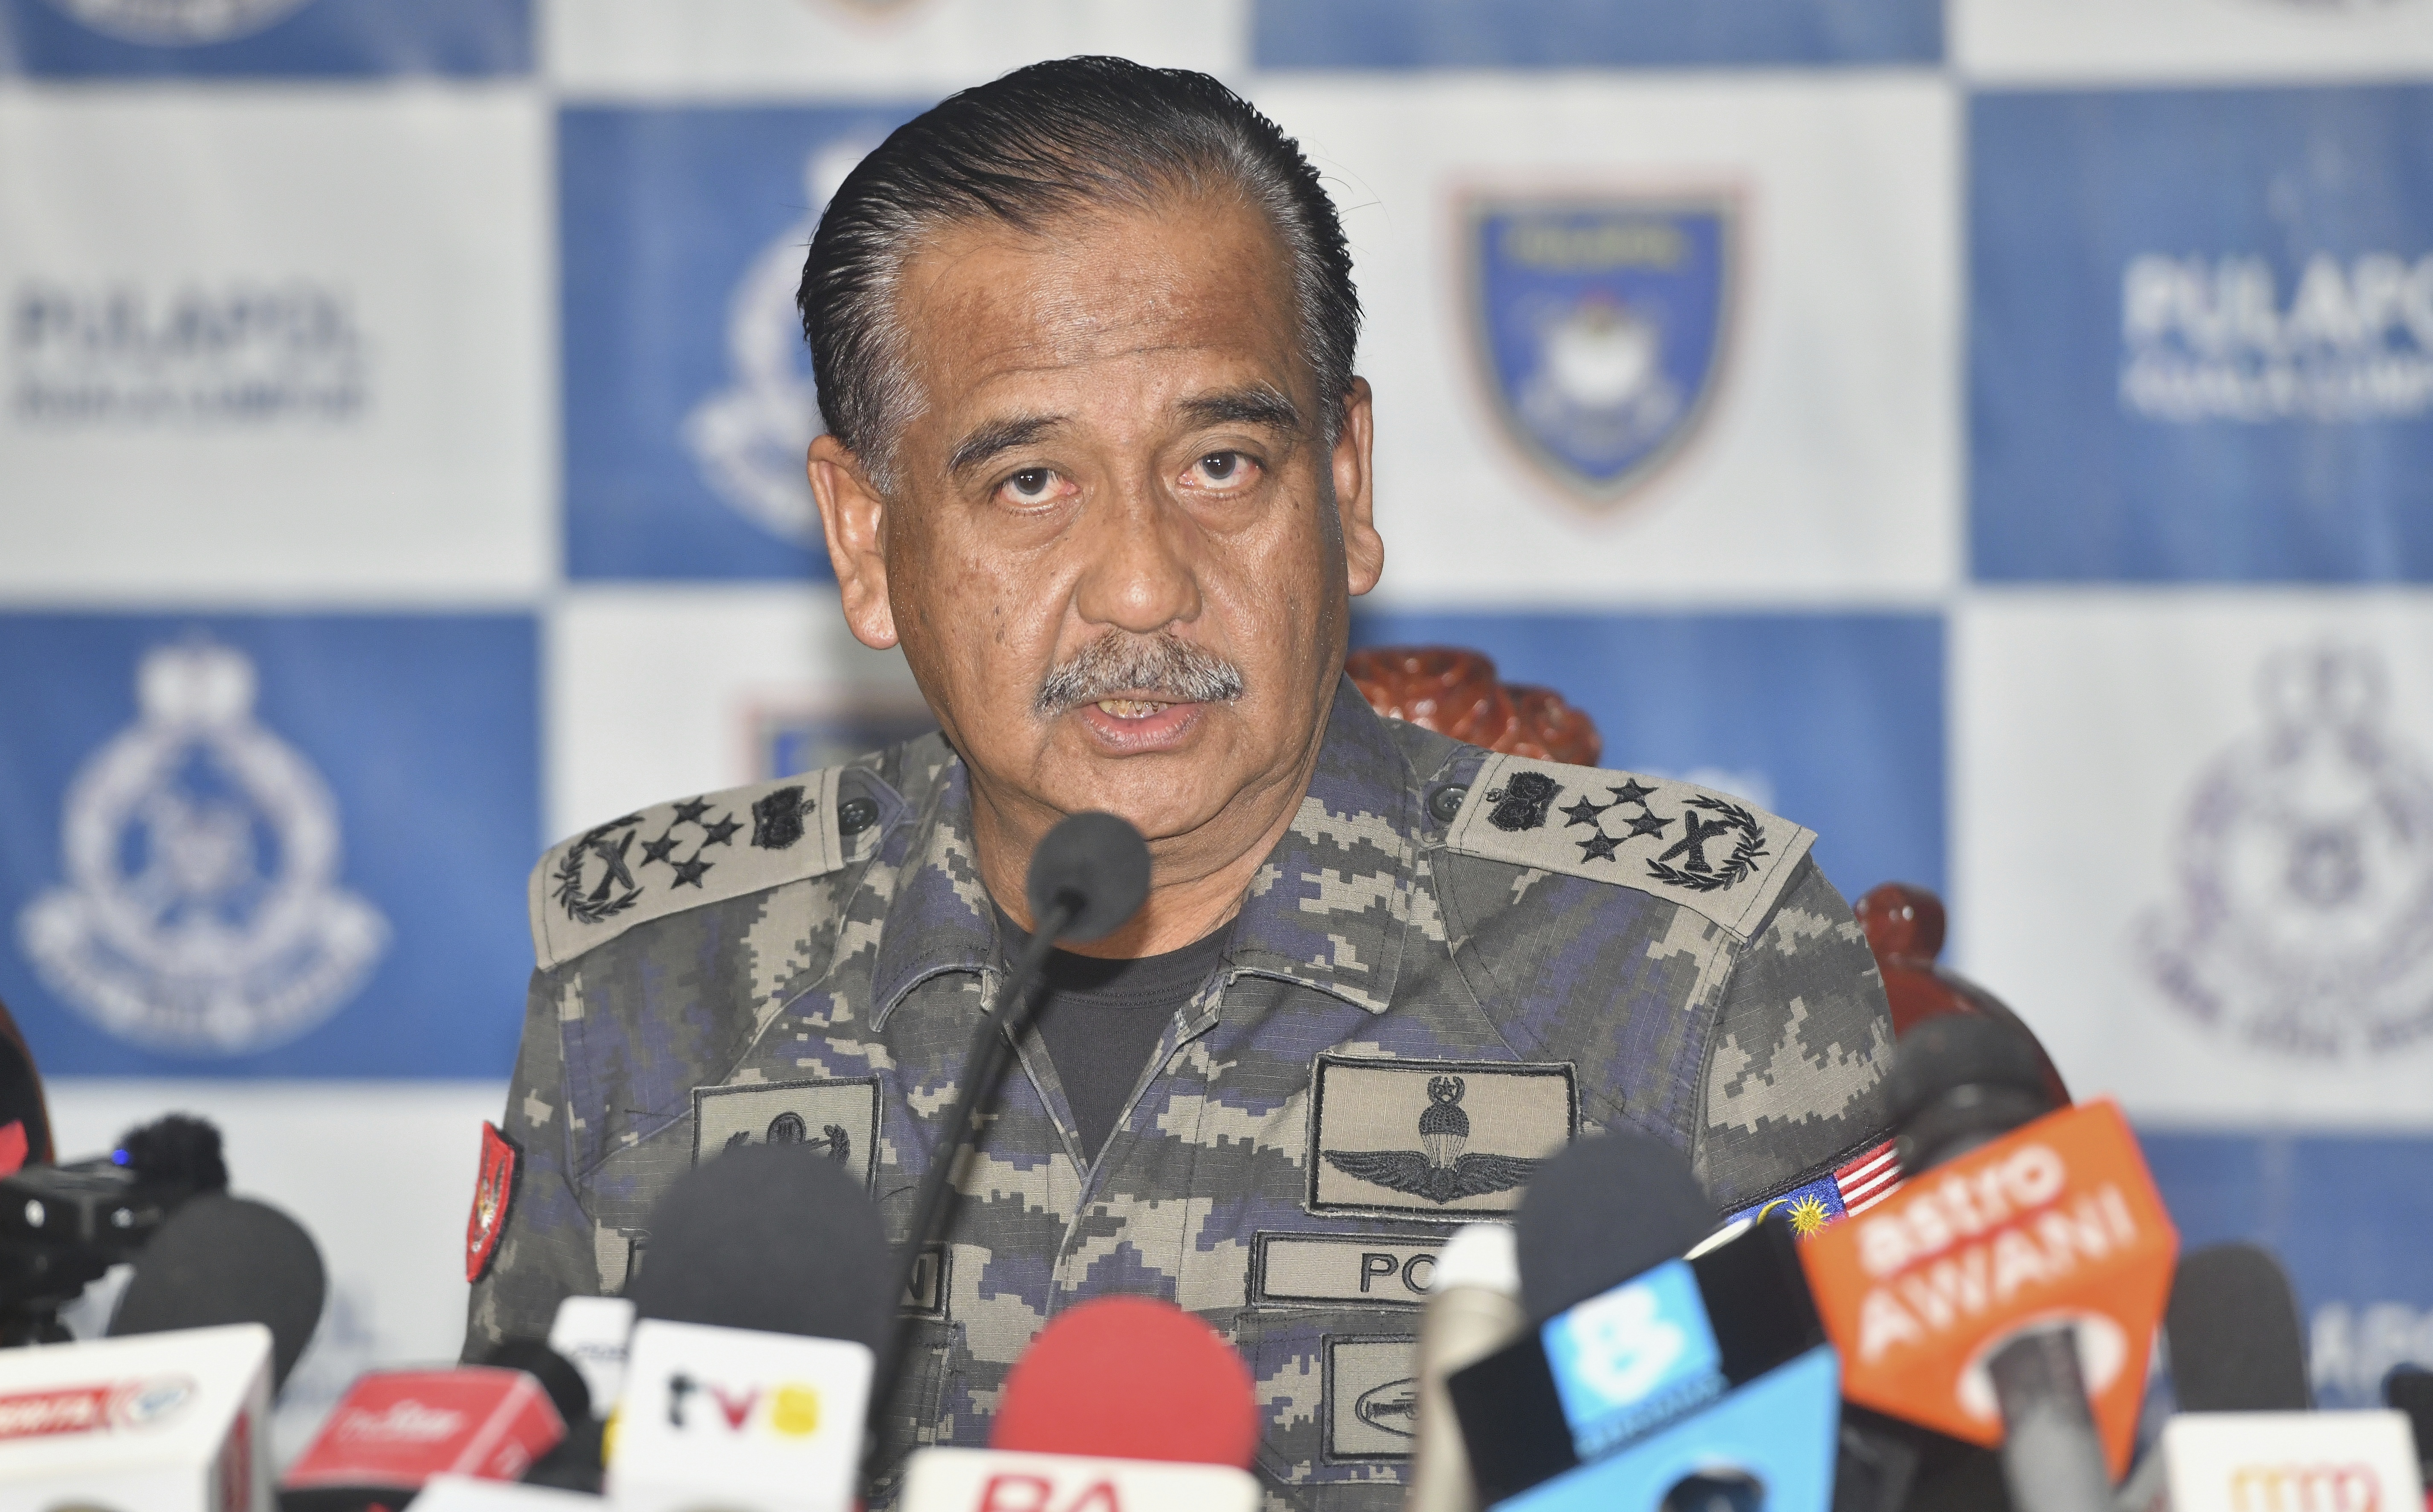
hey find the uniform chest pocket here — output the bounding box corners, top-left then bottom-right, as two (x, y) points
(1237, 1304), (1423, 1502)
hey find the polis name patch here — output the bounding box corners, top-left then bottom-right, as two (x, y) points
(1308, 1055), (1576, 1219)
(528, 766), (852, 971)
(692, 1076), (880, 1194)
(1446, 752), (1815, 941)
(1325, 1335), (1421, 1463)
(1254, 1234), (1445, 1307)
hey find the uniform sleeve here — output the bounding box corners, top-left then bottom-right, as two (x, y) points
(463, 964), (604, 1358)
(1690, 856), (1897, 1211)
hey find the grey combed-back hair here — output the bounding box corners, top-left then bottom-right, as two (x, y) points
(796, 55), (1361, 490)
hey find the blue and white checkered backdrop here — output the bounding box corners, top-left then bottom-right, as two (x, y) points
(5, 0), (2432, 1454)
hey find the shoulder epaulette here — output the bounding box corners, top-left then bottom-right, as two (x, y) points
(527, 768), (855, 971)
(1442, 751), (1816, 941)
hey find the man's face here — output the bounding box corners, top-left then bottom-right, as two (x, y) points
(810, 191), (1381, 891)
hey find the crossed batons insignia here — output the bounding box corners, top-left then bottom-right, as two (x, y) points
(1564, 779), (1766, 892)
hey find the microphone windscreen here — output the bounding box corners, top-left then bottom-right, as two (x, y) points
(1885, 1014), (2054, 1125)
(2165, 1242), (2311, 1412)
(625, 1140), (892, 1354)
(477, 1338), (591, 1428)
(1026, 811), (1150, 944)
(1513, 1130), (1712, 1322)
(989, 1295), (1259, 1469)
(2384, 1364), (2433, 1475)
(108, 1192), (325, 1390)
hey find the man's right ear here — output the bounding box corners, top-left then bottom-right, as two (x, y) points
(808, 434), (899, 651)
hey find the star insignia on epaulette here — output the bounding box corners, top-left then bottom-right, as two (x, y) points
(1577, 829), (1623, 863)
(638, 831), (679, 867)
(1320, 1076), (1541, 1204)
(670, 854), (713, 888)
(1560, 795), (1610, 828)
(671, 797), (713, 826)
(1608, 779), (1659, 806)
(699, 814), (742, 847)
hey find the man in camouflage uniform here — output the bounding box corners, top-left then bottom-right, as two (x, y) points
(468, 57), (1894, 1508)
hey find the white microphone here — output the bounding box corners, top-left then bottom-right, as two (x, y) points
(1404, 1222), (1524, 1512)
(606, 1318), (872, 1512)
(2151, 1410), (2424, 1512)
(0, 1321), (275, 1512)
(549, 1295), (634, 1420)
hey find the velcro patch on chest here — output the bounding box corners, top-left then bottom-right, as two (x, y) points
(1307, 1055), (1577, 1219)
(1324, 1335), (1422, 1462)
(692, 1076), (880, 1194)
(1444, 752), (1815, 941)
(1254, 1233), (1444, 1306)
(528, 767), (853, 970)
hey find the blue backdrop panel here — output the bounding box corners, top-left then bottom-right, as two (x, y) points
(1972, 84), (2433, 583)
(0, 613), (537, 1078)
(1252, 0), (1939, 69)
(0, 0), (527, 77)
(561, 103), (921, 582)
(2143, 1130), (2433, 1409)
(1349, 611), (1944, 902)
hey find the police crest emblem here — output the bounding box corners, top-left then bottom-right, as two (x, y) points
(16, 640), (389, 1055)
(2140, 645), (2433, 1057)
(1464, 194), (1735, 509)
(682, 140), (877, 547)
(43, 0), (311, 44)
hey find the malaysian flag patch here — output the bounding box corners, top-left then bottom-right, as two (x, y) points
(1727, 1139), (1903, 1237)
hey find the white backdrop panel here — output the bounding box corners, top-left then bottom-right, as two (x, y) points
(548, 586), (924, 842)
(1955, 591), (2433, 1127)
(45, 1078), (507, 1461)
(1956, 0), (2433, 84)
(0, 87), (550, 603)
(545, 0), (1246, 97)
(1256, 72), (1958, 607)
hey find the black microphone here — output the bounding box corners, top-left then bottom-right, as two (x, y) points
(2166, 1242), (2311, 1414)
(2385, 1364), (2433, 1489)
(628, 1138), (895, 1352)
(472, 1337), (602, 1492)
(1883, 1016), (2101, 1512)
(872, 811), (1150, 1436)
(108, 1190), (327, 1393)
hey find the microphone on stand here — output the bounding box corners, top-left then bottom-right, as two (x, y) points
(871, 812), (1150, 1435)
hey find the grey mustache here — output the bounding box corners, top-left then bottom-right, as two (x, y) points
(1034, 632), (1246, 718)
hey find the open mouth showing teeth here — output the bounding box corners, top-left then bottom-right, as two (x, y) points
(1095, 698), (1173, 719)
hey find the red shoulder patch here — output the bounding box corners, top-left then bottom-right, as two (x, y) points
(466, 1120), (518, 1284)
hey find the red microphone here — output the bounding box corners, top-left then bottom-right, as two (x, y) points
(901, 1296), (1262, 1511)
(279, 1367), (566, 1512)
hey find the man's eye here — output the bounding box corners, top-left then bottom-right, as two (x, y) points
(1192, 452), (1253, 486)
(999, 468), (1062, 504)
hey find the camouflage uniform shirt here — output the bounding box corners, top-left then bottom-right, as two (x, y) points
(467, 680), (1895, 1508)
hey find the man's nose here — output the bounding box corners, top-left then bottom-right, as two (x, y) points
(1071, 477), (1202, 634)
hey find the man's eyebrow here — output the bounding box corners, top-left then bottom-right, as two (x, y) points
(947, 414), (1063, 476)
(1176, 385), (1303, 434)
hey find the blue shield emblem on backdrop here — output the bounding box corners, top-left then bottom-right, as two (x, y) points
(1466, 196), (1735, 508)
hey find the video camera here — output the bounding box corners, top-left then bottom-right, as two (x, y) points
(0, 1113), (229, 1344)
